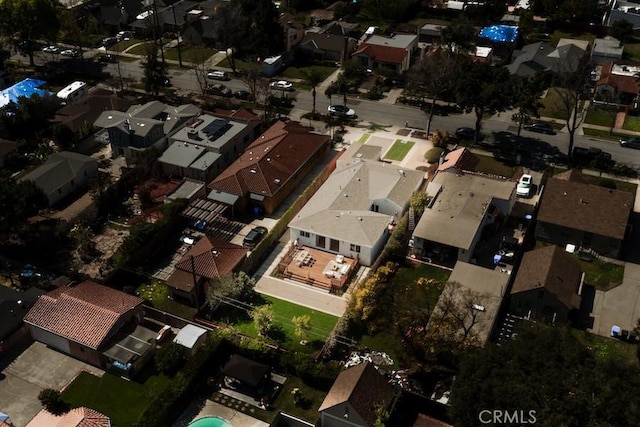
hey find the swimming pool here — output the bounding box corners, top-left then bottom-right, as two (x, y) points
(188, 416), (232, 427)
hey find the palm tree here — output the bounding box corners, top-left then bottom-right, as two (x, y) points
(302, 69), (325, 114)
(335, 73), (351, 106)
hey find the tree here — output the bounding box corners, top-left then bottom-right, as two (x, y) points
(219, 0), (284, 58)
(189, 50), (211, 95)
(359, 0), (412, 21)
(141, 43), (168, 96)
(69, 223), (96, 262)
(155, 341), (185, 376)
(302, 69), (325, 114)
(454, 59), (511, 143)
(38, 388), (69, 415)
(373, 402), (390, 427)
(440, 19), (475, 53)
(409, 190), (429, 217)
(609, 19), (634, 43)
(334, 73), (353, 107)
(252, 305), (273, 336)
(464, 0), (507, 24)
(550, 55), (592, 159)
(508, 73), (546, 136)
(292, 315), (311, 341)
(406, 52), (459, 134)
(0, 177), (48, 236)
(0, 0), (60, 66)
(208, 272), (256, 307)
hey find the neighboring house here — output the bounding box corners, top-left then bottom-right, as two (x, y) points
(507, 39), (587, 77)
(130, 0), (198, 35)
(208, 121), (330, 216)
(437, 147), (479, 174)
(353, 34), (419, 74)
(0, 287), (43, 356)
(535, 171), (634, 258)
(412, 173), (516, 264)
(595, 62), (639, 105)
(324, 20), (361, 38)
(94, 101), (200, 162)
(52, 88), (133, 133)
(298, 32), (357, 63)
(591, 37), (624, 65)
(166, 236), (246, 306)
(509, 245), (584, 324)
(608, 0), (640, 29)
(23, 281), (149, 376)
(182, 5), (221, 46)
(432, 261), (509, 346)
(318, 362), (395, 427)
(0, 138), (16, 167)
(165, 178), (207, 203)
(309, 1), (345, 24)
(419, 23), (445, 45)
(158, 112), (258, 182)
(26, 407), (110, 427)
(221, 354), (271, 391)
(289, 161), (423, 266)
(173, 324), (208, 356)
(279, 12), (305, 53)
(19, 151), (98, 207)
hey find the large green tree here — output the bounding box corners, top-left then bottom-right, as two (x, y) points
(0, 176), (48, 236)
(141, 44), (168, 96)
(302, 69), (325, 114)
(219, 0), (284, 58)
(454, 59), (511, 142)
(0, 0), (60, 66)
(508, 73), (547, 136)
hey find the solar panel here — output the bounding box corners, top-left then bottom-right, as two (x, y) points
(201, 119), (232, 140)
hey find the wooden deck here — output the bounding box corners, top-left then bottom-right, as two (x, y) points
(277, 245), (357, 292)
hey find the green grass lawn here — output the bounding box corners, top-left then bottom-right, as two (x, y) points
(572, 329), (638, 363)
(476, 154), (516, 178)
(62, 370), (170, 427)
(126, 42), (154, 56)
(585, 107), (616, 127)
(358, 133), (371, 143)
(215, 56), (252, 72)
(540, 88), (570, 120)
(573, 256), (625, 291)
(136, 281), (197, 320)
(582, 127), (626, 140)
(623, 114), (640, 131)
(623, 36), (640, 62)
(384, 139), (415, 161)
(166, 45), (217, 63)
(233, 296), (339, 353)
(114, 38), (142, 52)
(360, 263), (451, 368)
(280, 65), (336, 82)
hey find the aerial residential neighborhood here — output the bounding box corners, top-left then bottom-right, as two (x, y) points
(3, 0), (640, 426)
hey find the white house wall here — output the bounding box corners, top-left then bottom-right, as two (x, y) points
(28, 325), (71, 354)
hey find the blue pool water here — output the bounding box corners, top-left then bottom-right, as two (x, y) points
(478, 25), (519, 43)
(188, 416), (232, 427)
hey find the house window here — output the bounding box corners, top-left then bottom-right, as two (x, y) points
(316, 235), (326, 248)
(330, 239), (339, 252)
(350, 244), (361, 253)
(300, 231), (310, 238)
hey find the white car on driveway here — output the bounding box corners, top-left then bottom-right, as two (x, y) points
(516, 174), (533, 197)
(270, 80), (294, 91)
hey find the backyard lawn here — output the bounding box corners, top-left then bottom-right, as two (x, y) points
(574, 256), (625, 291)
(62, 370), (170, 427)
(233, 296), (339, 352)
(384, 139), (415, 161)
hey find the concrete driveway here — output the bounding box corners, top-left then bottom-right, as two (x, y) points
(590, 262), (640, 337)
(0, 342), (103, 427)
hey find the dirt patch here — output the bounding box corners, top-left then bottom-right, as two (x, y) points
(396, 128), (411, 136)
(76, 225), (130, 279)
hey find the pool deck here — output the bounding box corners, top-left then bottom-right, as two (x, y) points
(174, 400), (269, 427)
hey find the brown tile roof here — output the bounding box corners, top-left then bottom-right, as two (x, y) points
(319, 362), (395, 425)
(167, 237), (246, 292)
(353, 43), (408, 64)
(24, 281), (143, 350)
(211, 108), (260, 122)
(511, 245), (583, 309)
(209, 120), (328, 197)
(26, 407), (111, 427)
(413, 414), (454, 427)
(437, 147), (479, 172)
(537, 175), (634, 240)
(597, 62), (639, 95)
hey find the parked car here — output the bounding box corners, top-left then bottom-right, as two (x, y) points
(270, 80), (294, 91)
(207, 70), (229, 80)
(243, 226), (268, 248)
(116, 31), (132, 42)
(234, 90), (253, 100)
(523, 122), (555, 135)
(620, 137), (640, 149)
(42, 45), (59, 54)
(60, 49), (80, 57)
(572, 146), (614, 168)
(455, 127), (475, 140)
(97, 54), (117, 63)
(516, 174), (533, 197)
(328, 105), (357, 119)
(100, 36), (118, 47)
(207, 84), (232, 97)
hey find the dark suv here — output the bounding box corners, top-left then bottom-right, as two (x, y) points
(243, 226), (268, 248)
(523, 122), (555, 135)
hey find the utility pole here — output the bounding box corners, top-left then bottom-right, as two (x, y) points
(171, 4), (182, 67)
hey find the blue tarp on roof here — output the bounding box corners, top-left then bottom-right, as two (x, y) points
(479, 25), (519, 43)
(0, 78), (52, 108)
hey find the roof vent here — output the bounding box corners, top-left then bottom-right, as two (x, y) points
(274, 178), (281, 184)
(250, 169), (257, 174)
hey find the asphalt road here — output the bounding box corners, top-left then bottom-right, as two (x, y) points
(12, 48), (640, 169)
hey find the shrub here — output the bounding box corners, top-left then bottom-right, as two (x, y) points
(155, 342), (185, 376)
(425, 147), (445, 164)
(38, 388), (69, 415)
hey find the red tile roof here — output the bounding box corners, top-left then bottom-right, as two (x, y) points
(597, 62), (639, 95)
(353, 43), (408, 64)
(26, 407), (111, 427)
(437, 147), (479, 172)
(209, 120), (328, 197)
(24, 282), (143, 350)
(167, 237), (246, 292)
